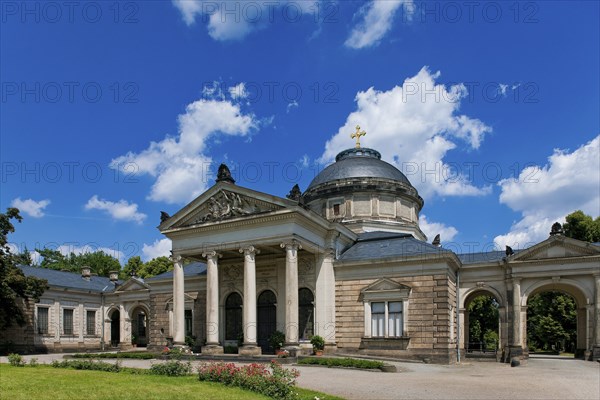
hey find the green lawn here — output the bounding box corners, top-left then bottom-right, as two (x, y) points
(0, 364), (343, 400)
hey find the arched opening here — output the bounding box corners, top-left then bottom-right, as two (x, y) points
(130, 306), (148, 347)
(225, 292), (243, 344)
(110, 309), (120, 347)
(298, 288), (314, 340)
(257, 290), (277, 354)
(526, 290), (580, 357)
(464, 291), (500, 358)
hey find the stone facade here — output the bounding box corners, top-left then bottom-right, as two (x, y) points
(335, 274), (457, 363)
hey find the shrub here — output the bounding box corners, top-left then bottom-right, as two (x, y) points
(198, 361), (299, 400)
(51, 359), (121, 373)
(309, 335), (325, 351)
(73, 352), (155, 360)
(185, 335), (196, 348)
(150, 360), (192, 376)
(298, 357), (384, 370)
(8, 353), (24, 367)
(29, 358), (39, 367)
(269, 331), (285, 351)
(223, 345), (238, 354)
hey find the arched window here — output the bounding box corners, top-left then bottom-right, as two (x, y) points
(225, 292), (242, 341)
(298, 288), (314, 340)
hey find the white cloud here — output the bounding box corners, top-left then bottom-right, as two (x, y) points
(142, 238), (172, 261)
(494, 136), (600, 249)
(418, 214), (458, 243)
(10, 198), (50, 218)
(345, 0), (411, 49)
(286, 100), (299, 113)
(111, 96), (258, 204)
(85, 195), (147, 224)
(172, 1), (321, 41)
(319, 66), (492, 198)
(228, 83), (248, 100)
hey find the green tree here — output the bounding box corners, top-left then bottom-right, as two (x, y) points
(527, 291), (577, 352)
(139, 256), (172, 278)
(35, 248), (121, 277)
(467, 295), (499, 350)
(563, 210), (600, 242)
(121, 256), (144, 280)
(0, 208), (47, 328)
(13, 247), (34, 266)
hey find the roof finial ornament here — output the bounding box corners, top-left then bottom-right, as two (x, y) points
(351, 125), (366, 149)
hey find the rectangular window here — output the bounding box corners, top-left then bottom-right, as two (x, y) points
(63, 309), (73, 335)
(86, 310), (96, 335)
(371, 302), (385, 337)
(388, 301), (403, 337)
(333, 203), (340, 216)
(184, 309), (193, 337)
(37, 307), (49, 334)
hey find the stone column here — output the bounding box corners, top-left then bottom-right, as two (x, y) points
(202, 251), (223, 354)
(509, 279), (523, 360)
(281, 241), (301, 348)
(239, 246), (261, 355)
(171, 254), (185, 346)
(315, 248), (336, 350)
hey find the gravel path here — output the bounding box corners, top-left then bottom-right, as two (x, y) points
(2, 353), (598, 399)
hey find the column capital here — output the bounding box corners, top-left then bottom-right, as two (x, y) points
(239, 246), (260, 256)
(280, 240), (302, 251)
(202, 250), (222, 260)
(170, 253), (182, 263)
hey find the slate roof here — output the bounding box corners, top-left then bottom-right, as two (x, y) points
(306, 148), (413, 190)
(18, 265), (119, 292)
(458, 249), (525, 264)
(338, 232), (450, 262)
(145, 262), (207, 281)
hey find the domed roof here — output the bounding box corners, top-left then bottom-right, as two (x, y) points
(306, 148), (413, 191)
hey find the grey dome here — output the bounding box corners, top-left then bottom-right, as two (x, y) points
(306, 148), (413, 191)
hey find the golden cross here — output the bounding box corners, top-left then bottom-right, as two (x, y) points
(350, 125), (366, 148)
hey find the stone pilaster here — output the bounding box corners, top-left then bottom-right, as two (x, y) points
(315, 248), (336, 349)
(202, 251), (223, 354)
(281, 241), (301, 348)
(239, 246), (261, 356)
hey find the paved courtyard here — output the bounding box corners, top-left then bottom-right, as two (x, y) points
(1, 354), (598, 400)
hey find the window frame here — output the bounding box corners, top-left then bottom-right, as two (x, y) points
(361, 279), (410, 339)
(86, 310), (96, 336)
(37, 306), (49, 335)
(62, 308), (74, 336)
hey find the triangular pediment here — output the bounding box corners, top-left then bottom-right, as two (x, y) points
(361, 278), (411, 293)
(116, 278), (150, 292)
(512, 235), (600, 261)
(160, 183), (295, 230)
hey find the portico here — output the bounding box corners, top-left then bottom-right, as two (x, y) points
(159, 171), (355, 355)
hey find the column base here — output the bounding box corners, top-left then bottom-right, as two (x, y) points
(239, 345), (262, 356)
(282, 344), (300, 357)
(201, 344), (224, 355)
(505, 345), (524, 364)
(591, 345), (600, 361)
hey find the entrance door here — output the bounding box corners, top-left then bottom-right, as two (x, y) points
(257, 290), (276, 353)
(110, 310), (120, 347)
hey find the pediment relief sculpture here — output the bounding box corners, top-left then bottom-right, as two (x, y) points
(184, 190), (279, 226)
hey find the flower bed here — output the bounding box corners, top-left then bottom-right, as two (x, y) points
(198, 361), (299, 400)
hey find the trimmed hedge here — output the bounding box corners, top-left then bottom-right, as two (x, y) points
(298, 357), (384, 370)
(73, 352), (155, 360)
